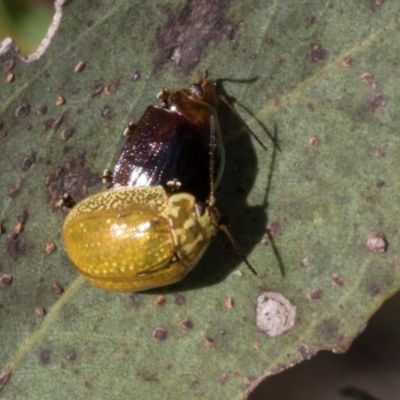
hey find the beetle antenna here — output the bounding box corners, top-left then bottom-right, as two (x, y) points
(209, 116), (257, 276)
(208, 115), (216, 207)
(218, 95), (267, 151)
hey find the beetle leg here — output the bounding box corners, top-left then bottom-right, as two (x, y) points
(102, 169), (113, 184)
(57, 193), (75, 209)
(123, 122), (136, 136)
(218, 95), (267, 151)
(157, 88), (170, 104)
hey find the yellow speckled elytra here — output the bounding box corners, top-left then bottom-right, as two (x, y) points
(63, 186), (219, 291)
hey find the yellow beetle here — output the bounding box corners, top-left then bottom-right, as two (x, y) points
(63, 185), (219, 291)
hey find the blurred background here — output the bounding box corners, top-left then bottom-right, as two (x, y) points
(2, 1), (400, 399)
(0, 0), (53, 55)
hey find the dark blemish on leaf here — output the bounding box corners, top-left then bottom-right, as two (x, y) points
(104, 79), (119, 95)
(14, 103), (30, 118)
(7, 210), (28, 241)
(368, 283), (381, 297)
(370, 92), (386, 109)
(100, 105), (114, 120)
(154, 295), (166, 307)
(87, 19), (95, 27)
(56, 96), (65, 106)
(91, 84), (103, 97)
(306, 16), (316, 26)
(300, 257), (310, 267)
(154, 0), (238, 72)
(174, 293), (186, 305)
(59, 127), (74, 142)
(367, 232), (388, 253)
(307, 102), (314, 111)
(361, 72), (374, 85)
(308, 135), (319, 146)
(37, 105), (47, 115)
(39, 349), (51, 365)
(0, 131), (6, 139)
(316, 317), (344, 346)
(250, 53), (257, 60)
(219, 373), (228, 385)
(179, 318), (193, 330)
(45, 242), (56, 254)
(0, 370), (11, 390)
(84, 381), (92, 389)
(332, 273), (344, 287)
(191, 380), (200, 389)
(45, 151), (101, 210)
(376, 180), (385, 188)
(266, 38), (274, 45)
(298, 344), (311, 360)
(0, 274), (13, 287)
(310, 43), (327, 63)
(341, 57), (351, 68)
(137, 371), (159, 383)
(51, 282), (63, 295)
(225, 297), (234, 308)
(169, 46), (181, 64)
(203, 337), (214, 348)
(3, 59), (15, 72)
(273, 98), (281, 108)
(152, 327), (167, 340)
(261, 220), (280, 246)
(130, 70), (140, 82)
(374, 0), (385, 6)
(42, 114), (64, 131)
(66, 350), (77, 361)
(35, 307), (45, 316)
(74, 61), (85, 73)
(307, 288), (322, 301)
(128, 293), (142, 308)
(21, 152), (36, 171)
(7, 238), (26, 259)
(8, 180), (22, 198)
(5, 72), (14, 83)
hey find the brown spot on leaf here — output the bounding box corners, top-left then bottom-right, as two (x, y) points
(8, 180), (22, 198)
(104, 79), (119, 95)
(45, 151), (101, 210)
(0, 274), (13, 287)
(39, 349), (51, 365)
(155, 0), (238, 72)
(91, 84), (103, 97)
(21, 152), (36, 171)
(3, 59), (15, 72)
(100, 105), (114, 120)
(42, 114), (64, 131)
(74, 61), (85, 73)
(332, 273), (344, 287)
(179, 318), (193, 330)
(152, 327), (167, 340)
(367, 232), (388, 253)
(154, 295), (166, 307)
(174, 293), (186, 305)
(0, 370), (11, 390)
(310, 43), (327, 63)
(14, 103), (30, 118)
(36, 105), (47, 115)
(59, 127), (74, 142)
(368, 282), (381, 296)
(307, 288), (322, 301)
(203, 337), (214, 348)
(7, 238), (27, 259)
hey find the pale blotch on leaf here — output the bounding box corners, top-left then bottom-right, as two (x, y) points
(256, 292), (296, 337)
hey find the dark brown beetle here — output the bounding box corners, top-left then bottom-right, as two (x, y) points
(110, 77), (225, 203)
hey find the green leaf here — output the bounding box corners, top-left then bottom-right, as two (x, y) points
(1, 1), (399, 399)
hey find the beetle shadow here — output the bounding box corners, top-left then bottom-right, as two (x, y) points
(146, 78), (284, 294)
